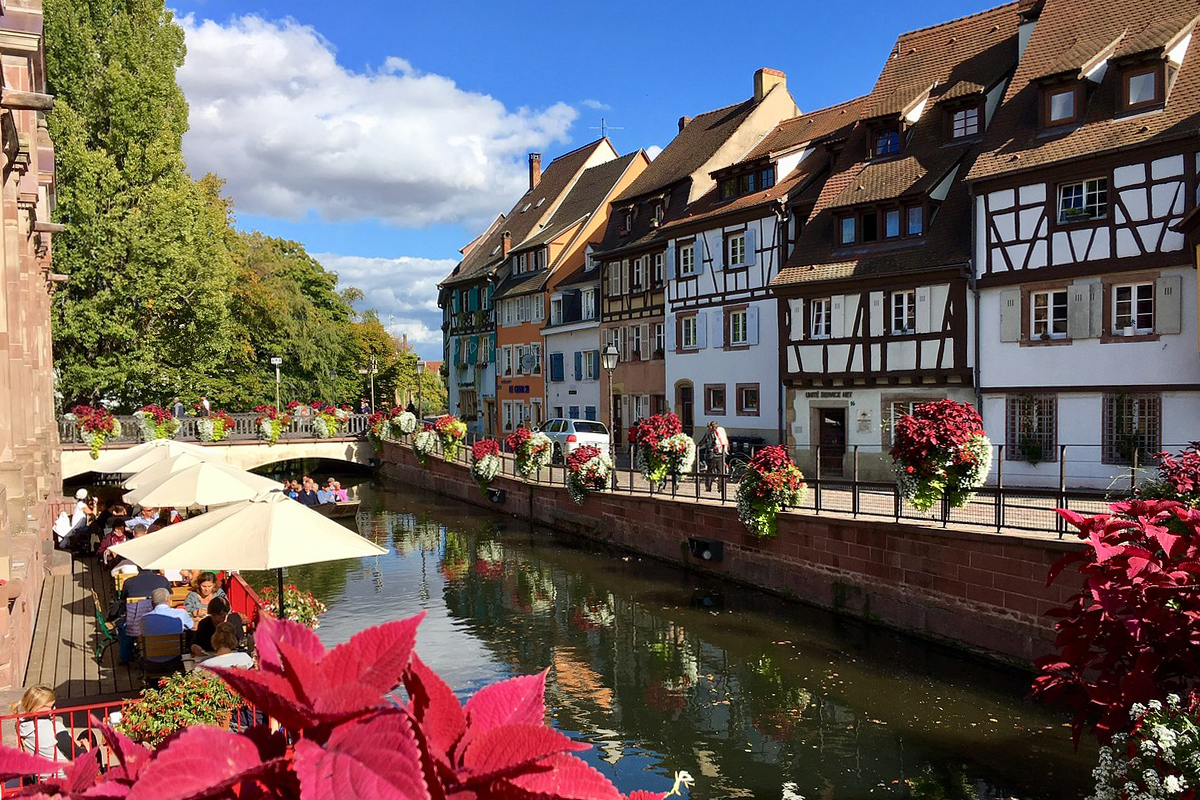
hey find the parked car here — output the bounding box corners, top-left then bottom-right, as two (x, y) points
(539, 419), (610, 462)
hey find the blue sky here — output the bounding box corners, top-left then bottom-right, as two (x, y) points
(169, 0), (997, 359)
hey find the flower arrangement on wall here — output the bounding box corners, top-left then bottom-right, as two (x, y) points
(392, 409), (419, 438)
(259, 583), (327, 630)
(506, 426), (552, 480)
(366, 411), (390, 441)
(69, 405), (123, 459)
(434, 415), (467, 462)
(629, 413), (695, 486)
(309, 403), (348, 439)
(133, 404), (180, 441)
(470, 438), (502, 491)
(414, 424), (439, 465)
(735, 445), (806, 538)
(890, 399), (992, 511)
(566, 444), (613, 504)
(196, 409), (235, 442)
(118, 670), (240, 746)
(254, 404), (292, 446)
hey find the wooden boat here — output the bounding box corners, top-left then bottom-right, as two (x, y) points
(313, 500), (360, 519)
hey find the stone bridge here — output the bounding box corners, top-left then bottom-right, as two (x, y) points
(58, 412), (377, 479)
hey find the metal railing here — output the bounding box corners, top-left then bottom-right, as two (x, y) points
(57, 412), (373, 447)
(391, 434), (1184, 538)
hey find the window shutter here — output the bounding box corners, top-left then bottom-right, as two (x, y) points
(549, 352), (564, 382)
(591, 350), (600, 377)
(574, 351), (583, 381)
(621, 260), (630, 295)
(639, 324), (649, 360)
(747, 306), (760, 345)
(868, 292), (884, 337)
(585, 406), (597, 421)
(711, 311), (724, 348)
(1066, 281), (1094, 339)
(832, 295), (845, 339)
(915, 287), (931, 334)
(1156, 275), (1183, 335)
(666, 318), (677, 351)
(664, 242), (676, 280)
(999, 288), (1022, 342)
(486, 335), (495, 363)
(744, 227), (757, 267)
(696, 311), (708, 348)
(710, 236), (722, 272)
(452, 338), (461, 364)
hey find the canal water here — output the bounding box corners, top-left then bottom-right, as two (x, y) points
(251, 480), (1095, 800)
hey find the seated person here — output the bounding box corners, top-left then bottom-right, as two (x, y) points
(316, 482), (334, 504)
(190, 595), (245, 656)
(184, 572), (225, 622)
(141, 587), (194, 663)
(332, 481), (349, 502)
(11, 685), (93, 762)
(126, 505), (159, 530)
(197, 622), (254, 670)
(98, 520), (128, 565)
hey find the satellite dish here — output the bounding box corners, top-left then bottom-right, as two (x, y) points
(519, 353), (536, 372)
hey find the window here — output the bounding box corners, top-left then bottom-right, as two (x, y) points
(1103, 393), (1161, 465)
(720, 177), (737, 200)
(951, 105), (980, 138)
(874, 128), (900, 157)
(759, 167), (775, 190)
(653, 204), (664, 226)
(581, 289), (595, 320)
(653, 253), (664, 285)
(728, 309), (749, 346)
(840, 216), (856, 245)
(502, 401), (516, 432)
(885, 209), (901, 239)
(1006, 395), (1057, 463)
(705, 384), (726, 414)
(630, 325), (642, 360)
(907, 206), (923, 236)
(531, 344), (542, 375)
(622, 211), (633, 233)
(631, 257), (644, 290)
(607, 262), (622, 296)
(810, 298), (832, 339)
(654, 323), (665, 357)
(679, 243), (696, 276)
(584, 350), (599, 380)
(550, 297), (563, 325)
(534, 249), (546, 271)
(1123, 66), (1161, 111)
(1031, 290), (1068, 340)
(1113, 282), (1154, 334)
(501, 346), (513, 376)
(1044, 85), (1079, 125)
(727, 232), (747, 267)
(1057, 178), (1107, 224)
(861, 211), (878, 242)
(736, 384), (760, 416)
(681, 316), (698, 349)
(891, 290), (916, 334)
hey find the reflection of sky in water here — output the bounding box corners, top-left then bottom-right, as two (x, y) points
(256, 482), (1093, 800)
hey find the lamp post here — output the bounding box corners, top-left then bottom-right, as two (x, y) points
(270, 357), (282, 409)
(357, 355), (378, 412)
(416, 359), (426, 421)
(601, 344), (619, 463)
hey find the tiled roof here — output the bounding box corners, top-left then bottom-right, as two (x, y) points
(441, 139), (612, 288)
(968, 0), (1200, 182)
(552, 261), (600, 289)
(491, 269), (549, 301)
(775, 2), (1020, 288)
(737, 96), (868, 163)
(1033, 32), (1123, 80)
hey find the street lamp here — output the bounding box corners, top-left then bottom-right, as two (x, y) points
(357, 355), (378, 412)
(416, 359), (426, 421)
(601, 344), (619, 462)
(270, 357), (283, 409)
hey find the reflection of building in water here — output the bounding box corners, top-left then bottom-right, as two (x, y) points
(552, 647), (613, 711)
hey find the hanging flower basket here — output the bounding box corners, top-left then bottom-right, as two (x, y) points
(629, 413), (696, 486)
(392, 410), (419, 437)
(254, 404), (292, 446)
(736, 445), (807, 538)
(506, 427), (552, 480)
(133, 404), (180, 441)
(259, 583), (327, 629)
(566, 444), (614, 504)
(470, 438), (502, 492)
(434, 416), (467, 462)
(890, 399), (992, 511)
(197, 409), (235, 442)
(414, 425), (439, 466)
(367, 411), (390, 441)
(309, 403), (346, 439)
(70, 405), (123, 459)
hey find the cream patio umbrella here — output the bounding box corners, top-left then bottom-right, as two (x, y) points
(106, 489), (387, 615)
(90, 438), (216, 475)
(122, 459), (283, 508)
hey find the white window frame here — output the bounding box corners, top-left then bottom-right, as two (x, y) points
(727, 232), (747, 268)
(729, 309), (749, 345)
(1057, 178), (1107, 224)
(581, 289), (596, 320)
(653, 253), (664, 285)
(680, 243), (696, 276)
(810, 298), (832, 339)
(631, 325), (642, 359)
(550, 297), (563, 326)
(1113, 282), (1154, 334)
(584, 350), (599, 380)
(891, 290), (916, 335)
(1031, 289), (1068, 340)
(631, 257), (644, 290)
(681, 316), (698, 349)
(951, 106), (980, 138)
(654, 323), (665, 357)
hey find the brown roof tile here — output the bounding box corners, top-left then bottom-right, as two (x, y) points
(968, 0), (1200, 183)
(737, 96), (868, 163)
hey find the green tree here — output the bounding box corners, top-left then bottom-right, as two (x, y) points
(47, 0), (238, 410)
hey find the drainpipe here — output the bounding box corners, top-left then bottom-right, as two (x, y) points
(773, 199), (790, 445)
(967, 185), (983, 416)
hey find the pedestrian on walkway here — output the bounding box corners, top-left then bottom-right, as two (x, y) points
(698, 421), (729, 492)
(172, 397), (185, 419)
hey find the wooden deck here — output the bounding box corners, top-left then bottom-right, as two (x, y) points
(24, 556), (141, 702)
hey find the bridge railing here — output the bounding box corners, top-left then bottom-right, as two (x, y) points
(58, 412), (374, 447)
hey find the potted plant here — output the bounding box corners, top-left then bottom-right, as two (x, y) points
(197, 409), (235, 442)
(629, 413), (696, 487)
(133, 404), (180, 441)
(434, 415), (467, 462)
(258, 583), (327, 629)
(890, 399), (992, 510)
(565, 444), (614, 504)
(69, 405), (123, 459)
(254, 404), (292, 446)
(1018, 435), (1044, 465)
(470, 438), (502, 492)
(506, 426), (553, 480)
(392, 409), (419, 437)
(118, 670), (240, 746)
(413, 424), (440, 466)
(736, 445), (807, 538)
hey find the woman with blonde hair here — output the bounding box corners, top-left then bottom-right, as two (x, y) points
(11, 685), (91, 762)
(197, 622), (254, 670)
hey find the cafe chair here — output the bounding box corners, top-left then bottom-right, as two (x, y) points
(136, 632), (187, 687)
(88, 588), (117, 662)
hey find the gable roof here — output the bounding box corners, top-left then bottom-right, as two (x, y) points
(440, 139), (613, 289)
(736, 96), (867, 164)
(776, 2), (1021, 288)
(968, 0), (1200, 183)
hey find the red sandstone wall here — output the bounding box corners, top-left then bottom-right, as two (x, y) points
(380, 442), (1083, 666)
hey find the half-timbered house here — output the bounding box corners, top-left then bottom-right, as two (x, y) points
(772, 5), (1021, 480)
(592, 69), (798, 442)
(659, 98), (866, 445)
(967, 0), (1200, 485)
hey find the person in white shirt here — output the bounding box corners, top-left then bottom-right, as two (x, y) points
(698, 421), (730, 492)
(197, 622), (254, 670)
(11, 685), (91, 763)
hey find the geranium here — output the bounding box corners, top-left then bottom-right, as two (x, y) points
(630, 414), (695, 485)
(133, 404), (180, 441)
(890, 399), (992, 511)
(254, 404), (292, 446)
(309, 403), (344, 439)
(259, 583), (327, 630)
(470, 438), (502, 492)
(197, 409), (235, 443)
(414, 424), (439, 466)
(434, 415), (468, 462)
(507, 427), (553, 480)
(119, 670), (240, 746)
(566, 444), (614, 504)
(70, 405), (123, 459)
(367, 411), (390, 441)
(393, 410), (419, 437)
(736, 445), (807, 538)
(0, 614), (675, 800)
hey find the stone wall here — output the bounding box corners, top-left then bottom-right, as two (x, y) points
(380, 441), (1083, 667)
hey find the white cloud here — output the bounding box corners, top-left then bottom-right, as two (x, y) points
(178, 15), (578, 228)
(580, 99), (611, 110)
(316, 253), (454, 348)
(645, 145), (663, 160)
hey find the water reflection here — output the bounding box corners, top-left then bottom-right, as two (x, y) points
(253, 483), (1094, 800)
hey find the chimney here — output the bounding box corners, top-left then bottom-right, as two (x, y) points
(754, 68), (787, 102)
(528, 153), (541, 189)
(500, 231), (512, 257)
(677, 116), (692, 133)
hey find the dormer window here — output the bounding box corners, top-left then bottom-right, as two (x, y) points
(1042, 83), (1082, 126)
(836, 202), (927, 246)
(839, 216), (855, 245)
(950, 105), (980, 138)
(718, 165), (776, 200)
(622, 210), (633, 234)
(873, 127), (901, 157)
(652, 203), (664, 226)
(1121, 63), (1163, 112)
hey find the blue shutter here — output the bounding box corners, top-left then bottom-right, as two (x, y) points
(744, 226), (757, 267)
(574, 351), (583, 381)
(664, 242), (676, 281)
(550, 352), (564, 382)
(591, 350), (599, 380)
(569, 406), (580, 419)
(696, 311), (708, 348)
(747, 306), (760, 346)
(585, 406), (597, 421)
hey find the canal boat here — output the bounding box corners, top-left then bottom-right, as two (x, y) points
(313, 500), (360, 519)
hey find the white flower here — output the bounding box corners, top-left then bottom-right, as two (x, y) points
(1164, 774), (1186, 794)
